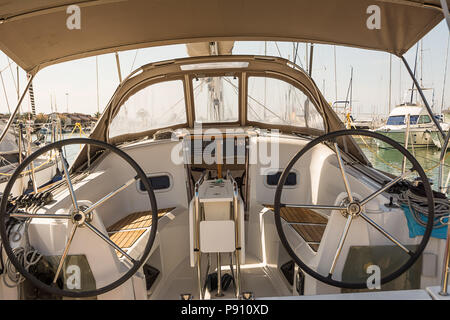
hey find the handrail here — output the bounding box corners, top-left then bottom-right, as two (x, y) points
(194, 170), (205, 299)
(232, 178), (242, 298)
(440, 219), (450, 295)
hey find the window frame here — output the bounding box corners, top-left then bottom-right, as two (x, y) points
(107, 75), (189, 142)
(245, 72), (326, 133)
(189, 72), (242, 126)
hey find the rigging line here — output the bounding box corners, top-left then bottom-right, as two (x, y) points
(293, 42), (299, 65)
(0, 72), (11, 114)
(129, 49), (139, 74)
(225, 76), (261, 120)
(163, 80), (204, 113)
(0, 61), (13, 74)
(274, 42), (283, 58)
(248, 103), (263, 121)
(410, 44), (419, 104)
(222, 77), (283, 121)
(6, 57), (17, 93)
(295, 52), (305, 69)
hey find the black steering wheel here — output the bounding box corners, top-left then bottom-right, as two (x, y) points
(274, 129), (434, 289)
(0, 138), (158, 297)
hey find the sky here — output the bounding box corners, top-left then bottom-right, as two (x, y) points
(0, 20), (449, 120)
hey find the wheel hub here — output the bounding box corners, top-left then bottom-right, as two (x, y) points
(71, 206), (91, 226)
(340, 198), (362, 218)
(347, 202), (361, 216)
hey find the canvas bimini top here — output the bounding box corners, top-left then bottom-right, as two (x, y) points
(0, 0), (448, 75)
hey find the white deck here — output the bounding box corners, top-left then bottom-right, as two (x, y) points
(259, 289), (432, 300)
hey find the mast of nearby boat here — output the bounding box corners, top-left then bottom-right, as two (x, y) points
(308, 43), (314, 77)
(264, 42), (267, 119)
(0, 71), (11, 114)
(16, 66), (19, 101)
(65, 92), (69, 113)
(420, 40), (424, 90)
(410, 44), (419, 104)
(334, 46), (338, 103)
(442, 35), (449, 113)
(389, 54), (392, 114)
(96, 56), (100, 115)
(344, 67), (353, 119)
(399, 58), (402, 104)
(350, 67), (353, 115)
(402, 57), (444, 137)
(305, 43), (308, 74)
(115, 52), (123, 83)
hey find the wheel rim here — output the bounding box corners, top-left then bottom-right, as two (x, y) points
(0, 138), (158, 297)
(273, 129), (434, 289)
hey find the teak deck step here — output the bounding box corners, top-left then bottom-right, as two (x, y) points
(107, 207), (175, 254)
(264, 205), (328, 252)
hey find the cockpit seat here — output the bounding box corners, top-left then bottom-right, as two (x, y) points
(264, 205), (328, 252)
(107, 207), (175, 256)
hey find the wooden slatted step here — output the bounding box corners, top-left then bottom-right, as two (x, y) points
(264, 205), (328, 252)
(107, 207), (175, 254)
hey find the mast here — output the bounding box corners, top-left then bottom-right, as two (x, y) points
(399, 58), (402, 104)
(334, 46), (338, 103)
(65, 93), (69, 113)
(308, 43), (314, 77)
(115, 52), (123, 83)
(420, 40), (424, 89)
(410, 44), (419, 104)
(305, 43), (309, 74)
(442, 35), (450, 113)
(96, 56), (100, 115)
(264, 42), (267, 119)
(388, 54), (392, 114)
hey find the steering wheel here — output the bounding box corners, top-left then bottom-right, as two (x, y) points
(274, 129), (434, 289)
(0, 138), (158, 298)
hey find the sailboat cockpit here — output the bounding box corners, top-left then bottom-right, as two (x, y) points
(0, 0), (449, 301)
(0, 55), (440, 300)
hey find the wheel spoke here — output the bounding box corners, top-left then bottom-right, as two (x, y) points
(59, 149), (79, 211)
(328, 215), (353, 277)
(360, 212), (412, 255)
(53, 223), (77, 284)
(84, 221), (136, 264)
(83, 177), (138, 215)
(10, 212), (71, 219)
(281, 204), (346, 210)
(334, 142), (353, 202)
(360, 170), (412, 206)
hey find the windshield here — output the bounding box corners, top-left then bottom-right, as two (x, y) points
(247, 76), (324, 130)
(109, 80), (186, 138)
(386, 115), (419, 125)
(193, 76), (239, 123)
(108, 69), (326, 139)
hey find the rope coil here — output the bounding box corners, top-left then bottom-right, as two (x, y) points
(398, 189), (449, 229)
(2, 219), (42, 288)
